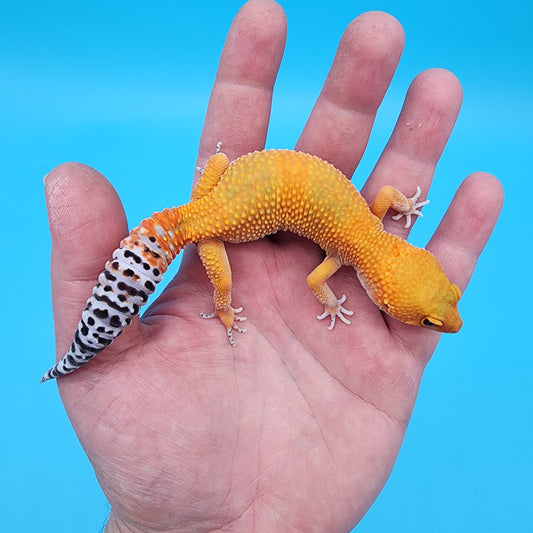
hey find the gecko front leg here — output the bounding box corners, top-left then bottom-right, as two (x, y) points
(369, 185), (429, 228)
(307, 255), (353, 330)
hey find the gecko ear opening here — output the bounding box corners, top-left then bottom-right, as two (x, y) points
(422, 317), (444, 328)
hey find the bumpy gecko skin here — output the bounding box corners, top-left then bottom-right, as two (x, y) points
(41, 149), (462, 382)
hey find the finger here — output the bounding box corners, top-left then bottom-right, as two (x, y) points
(196, 0), (287, 169)
(296, 11), (405, 177)
(45, 162), (137, 358)
(388, 172), (504, 355)
(362, 68), (463, 238)
(427, 172), (504, 290)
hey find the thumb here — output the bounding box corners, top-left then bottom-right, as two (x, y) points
(45, 162), (134, 361)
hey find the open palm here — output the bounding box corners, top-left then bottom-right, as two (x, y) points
(45, 2), (503, 532)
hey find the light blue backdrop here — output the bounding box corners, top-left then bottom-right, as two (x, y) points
(2, 1), (531, 531)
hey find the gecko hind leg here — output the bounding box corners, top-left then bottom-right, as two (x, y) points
(197, 239), (247, 346)
(191, 143), (229, 201)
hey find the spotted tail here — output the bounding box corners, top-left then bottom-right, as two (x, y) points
(41, 207), (186, 382)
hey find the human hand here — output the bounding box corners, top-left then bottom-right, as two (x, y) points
(45, 1), (503, 532)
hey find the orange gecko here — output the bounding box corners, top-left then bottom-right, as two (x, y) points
(41, 148), (462, 382)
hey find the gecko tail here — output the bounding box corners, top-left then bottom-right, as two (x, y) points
(41, 207), (185, 382)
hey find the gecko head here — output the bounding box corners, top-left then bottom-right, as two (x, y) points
(418, 280), (463, 333)
(379, 248), (463, 333)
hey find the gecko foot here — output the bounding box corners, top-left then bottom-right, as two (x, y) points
(391, 186), (430, 228)
(200, 306), (247, 346)
(195, 142), (224, 174)
(316, 295), (354, 331)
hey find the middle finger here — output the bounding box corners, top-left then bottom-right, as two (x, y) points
(296, 11), (405, 178)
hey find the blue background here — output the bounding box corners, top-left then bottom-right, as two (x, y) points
(2, 0), (531, 531)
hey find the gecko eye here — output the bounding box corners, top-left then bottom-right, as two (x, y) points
(422, 317), (444, 328)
